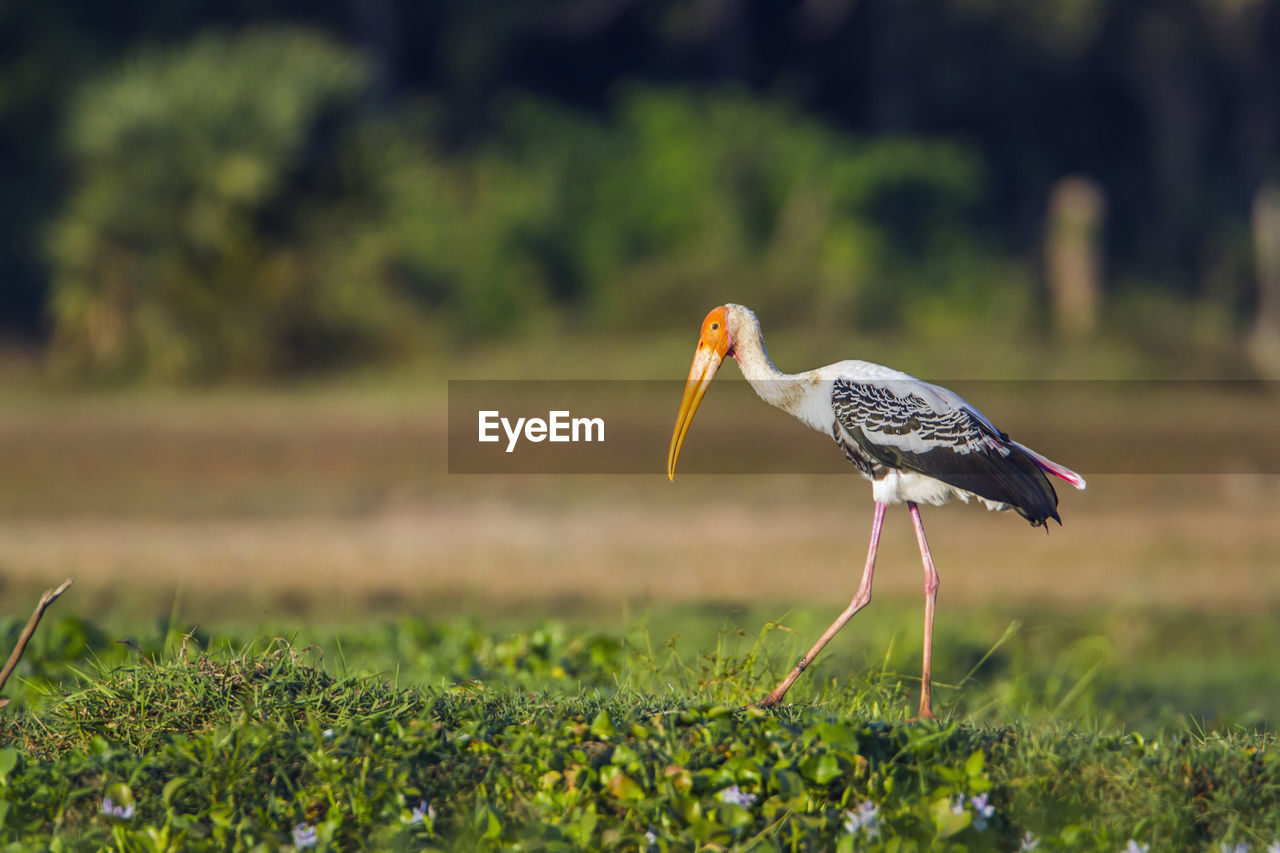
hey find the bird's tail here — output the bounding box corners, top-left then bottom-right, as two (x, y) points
(1010, 441), (1087, 490)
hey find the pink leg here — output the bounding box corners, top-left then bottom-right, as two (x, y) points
(760, 501), (887, 707)
(907, 501), (940, 720)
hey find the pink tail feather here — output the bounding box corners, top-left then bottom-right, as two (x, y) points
(1011, 441), (1087, 490)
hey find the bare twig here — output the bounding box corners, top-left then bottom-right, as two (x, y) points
(179, 626), (200, 662)
(0, 577), (74, 703)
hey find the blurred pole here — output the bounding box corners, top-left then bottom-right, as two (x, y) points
(1045, 176), (1105, 338)
(1249, 185), (1280, 377)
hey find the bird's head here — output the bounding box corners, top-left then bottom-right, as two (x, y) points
(667, 305), (734, 480)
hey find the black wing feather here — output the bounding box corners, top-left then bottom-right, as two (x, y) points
(831, 379), (1060, 526)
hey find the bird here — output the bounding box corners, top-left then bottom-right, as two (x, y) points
(666, 303), (1085, 719)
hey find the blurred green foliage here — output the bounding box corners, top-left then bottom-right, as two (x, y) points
(47, 29), (1016, 380)
(495, 90), (1018, 334)
(46, 29), (420, 381)
(7, 0), (1278, 379)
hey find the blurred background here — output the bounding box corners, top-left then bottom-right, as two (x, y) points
(2, 0), (1280, 726)
(4, 0), (1280, 376)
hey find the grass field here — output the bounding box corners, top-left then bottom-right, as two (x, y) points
(0, 351), (1279, 850)
(3, 613), (1280, 850)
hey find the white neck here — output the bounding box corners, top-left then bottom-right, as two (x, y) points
(730, 308), (788, 384)
(725, 304), (829, 431)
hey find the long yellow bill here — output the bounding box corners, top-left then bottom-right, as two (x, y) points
(667, 306), (730, 480)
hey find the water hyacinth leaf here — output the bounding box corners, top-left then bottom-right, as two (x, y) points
(141, 825), (172, 849)
(676, 794), (702, 823)
(810, 722), (861, 753)
(965, 749), (986, 782)
(799, 753), (842, 785)
(162, 776), (186, 806)
(935, 764), (964, 783)
(930, 796), (972, 838)
(664, 765), (693, 794)
(611, 742), (640, 769)
(590, 709), (616, 739)
(721, 755), (763, 785)
(565, 764), (589, 790)
(605, 770), (645, 801)
(0, 748), (16, 779)
(717, 802), (755, 829)
(770, 768), (804, 798)
(1060, 825), (1087, 845)
(568, 806), (598, 845)
(474, 803), (503, 839)
(688, 814), (729, 844)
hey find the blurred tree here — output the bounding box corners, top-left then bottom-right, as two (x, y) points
(3, 0), (1277, 362)
(348, 87), (1008, 341)
(489, 89), (1009, 333)
(46, 27), (420, 381)
(377, 119), (562, 337)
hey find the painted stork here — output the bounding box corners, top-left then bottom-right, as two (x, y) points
(666, 304), (1085, 719)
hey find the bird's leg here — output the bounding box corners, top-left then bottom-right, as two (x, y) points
(759, 501), (886, 708)
(907, 501), (939, 720)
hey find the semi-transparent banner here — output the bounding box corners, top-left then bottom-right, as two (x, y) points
(448, 380), (1280, 475)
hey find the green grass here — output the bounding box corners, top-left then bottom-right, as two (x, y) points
(2, 610), (1279, 851)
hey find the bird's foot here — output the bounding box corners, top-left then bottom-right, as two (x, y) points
(911, 706), (938, 723)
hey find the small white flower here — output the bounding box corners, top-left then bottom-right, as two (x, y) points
(1220, 844), (1249, 853)
(645, 825), (658, 847)
(322, 729), (334, 739)
(969, 793), (995, 831)
(1267, 843), (1280, 853)
(950, 795), (965, 815)
(1020, 830), (1040, 850)
(1123, 841), (1150, 853)
(842, 800), (880, 838)
(100, 796), (134, 820)
(718, 784), (756, 808)
(407, 799), (434, 825)
(293, 822), (318, 849)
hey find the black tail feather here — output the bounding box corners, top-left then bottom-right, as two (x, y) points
(874, 440), (1062, 527)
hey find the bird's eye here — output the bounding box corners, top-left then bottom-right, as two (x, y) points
(711, 323), (719, 330)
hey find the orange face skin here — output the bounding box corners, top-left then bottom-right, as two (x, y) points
(697, 306), (731, 357)
(667, 306), (731, 480)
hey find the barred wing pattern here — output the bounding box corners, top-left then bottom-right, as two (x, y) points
(830, 379), (1061, 526)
